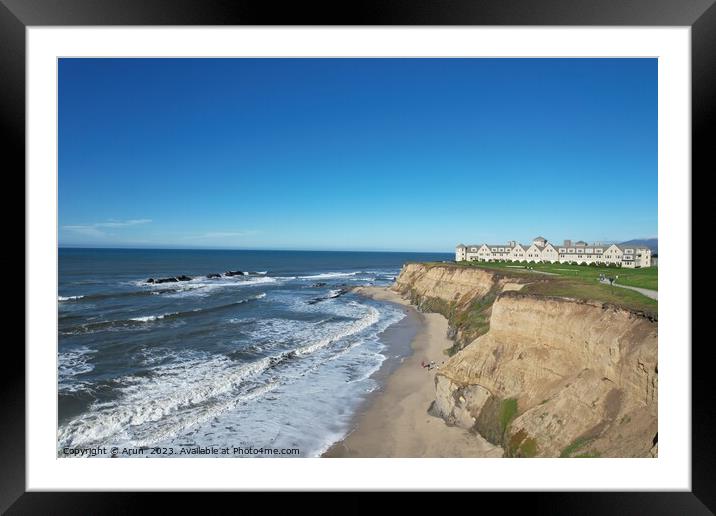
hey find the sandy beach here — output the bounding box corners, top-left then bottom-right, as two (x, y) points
(323, 286), (502, 458)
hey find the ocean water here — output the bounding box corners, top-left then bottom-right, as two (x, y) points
(58, 248), (451, 457)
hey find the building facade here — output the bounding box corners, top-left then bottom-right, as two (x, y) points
(456, 236), (652, 268)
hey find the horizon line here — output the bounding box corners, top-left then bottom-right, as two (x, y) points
(57, 245), (454, 254)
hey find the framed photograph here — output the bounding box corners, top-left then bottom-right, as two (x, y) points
(8, 0), (710, 511)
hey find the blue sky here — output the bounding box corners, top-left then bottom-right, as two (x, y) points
(59, 58), (657, 252)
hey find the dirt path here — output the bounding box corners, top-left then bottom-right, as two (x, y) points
(600, 279), (658, 300)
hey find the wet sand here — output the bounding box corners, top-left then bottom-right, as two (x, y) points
(323, 286), (502, 458)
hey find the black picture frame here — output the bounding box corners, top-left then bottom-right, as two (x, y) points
(5, 0), (709, 512)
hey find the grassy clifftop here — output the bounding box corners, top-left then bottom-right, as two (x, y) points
(450, 260), (658, 291)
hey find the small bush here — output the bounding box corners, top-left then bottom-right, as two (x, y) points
(560, 437), (593, 458)
(574, 450), (601, 458)
(499, 398), (518, 435)
(506, 428), (538, 458)
(519, 437), (538, 457)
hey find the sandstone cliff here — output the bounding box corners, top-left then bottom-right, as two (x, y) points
(395, 262), (527, 353)
(394, 263), (658, 458)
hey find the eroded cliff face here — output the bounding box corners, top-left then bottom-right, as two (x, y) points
(395, 262), (499, 302)
(395, 264), (658, 458)
(394, 263), (526, 351)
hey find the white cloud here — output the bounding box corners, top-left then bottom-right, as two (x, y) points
(93, 219), (152, 228)
(185, 230), (259, 240)
(62, 219), (152, 239)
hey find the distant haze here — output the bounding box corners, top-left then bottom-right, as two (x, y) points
(59, 58), (657, 252)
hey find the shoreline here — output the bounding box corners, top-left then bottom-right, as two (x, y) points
(323, 286), (502, 458)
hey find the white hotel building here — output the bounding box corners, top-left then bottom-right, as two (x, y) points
(456, 236), (652, 268)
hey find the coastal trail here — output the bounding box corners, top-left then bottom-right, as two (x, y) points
(600, 278), (658, 300)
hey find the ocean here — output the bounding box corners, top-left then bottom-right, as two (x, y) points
(57, 248), (451, 457)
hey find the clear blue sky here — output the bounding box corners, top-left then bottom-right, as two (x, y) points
(59, 58), (657, 252)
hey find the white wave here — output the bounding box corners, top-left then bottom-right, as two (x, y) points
(132, 275), (277, 290)
(155, 277), (278, 299)
(129, 312), (178, 323)
(130, 293), (265, 323)
(58, 347), (96, 392)
(192, 276), (277, 287)
(133, 347), (184, 367)
(60, 380), (96, 394)
(57, 352), (275, 449)
(58, 295), (85, 301)
(300, 272), (359, 280)
(295, 305), (381, 356)
(242, 297), (383, 350)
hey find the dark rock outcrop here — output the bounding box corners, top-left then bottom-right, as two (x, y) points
(146, 275), (192, 284)
(307, 287), (351, 305)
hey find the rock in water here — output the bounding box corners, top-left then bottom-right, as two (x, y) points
(153, 277), (178, 284)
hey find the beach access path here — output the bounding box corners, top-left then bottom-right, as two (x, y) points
(323, 286), (502, 458)
(600, 278), (658, 300)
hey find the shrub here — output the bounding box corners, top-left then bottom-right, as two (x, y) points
(499, 398), (518, 435)
(507, 429), (538, 458)
(560, 437), (593, 458)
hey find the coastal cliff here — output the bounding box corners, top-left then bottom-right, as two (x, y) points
(395, 262), (527, 354)
(393, 263), (658, 458)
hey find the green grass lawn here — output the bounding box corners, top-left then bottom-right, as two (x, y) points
(452, 260), (657, 291)
(522, 277), (657, 315)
